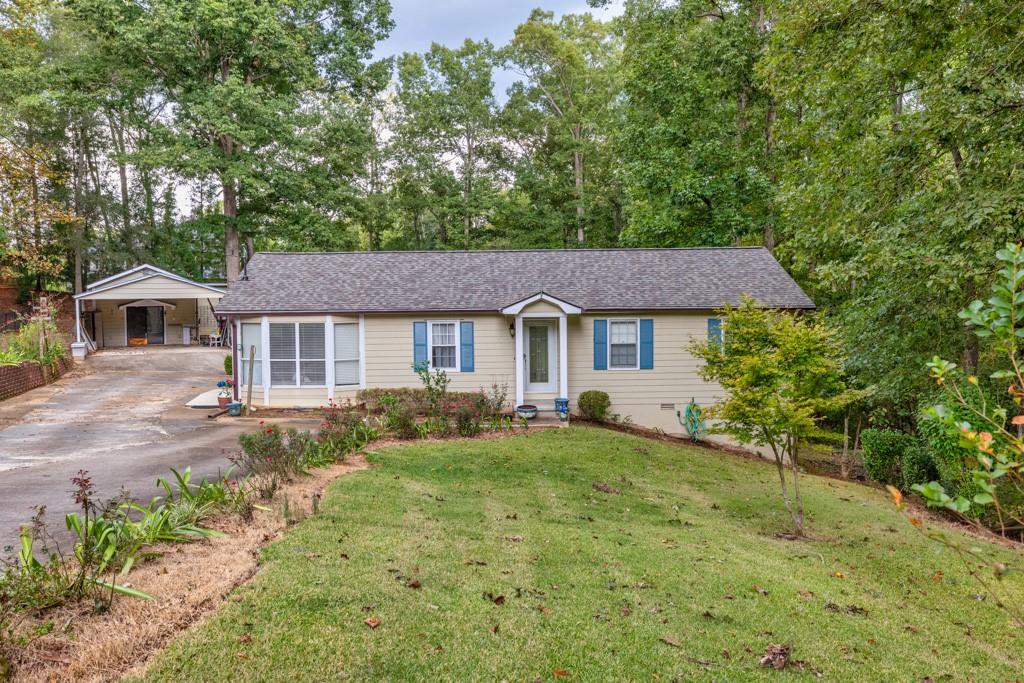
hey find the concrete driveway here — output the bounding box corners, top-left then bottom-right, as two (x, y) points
(0, 347), (313, 549)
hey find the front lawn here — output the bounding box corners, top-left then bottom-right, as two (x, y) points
(139, 427), (1023, 681)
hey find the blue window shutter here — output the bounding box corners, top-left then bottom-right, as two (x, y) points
(593, 319), (608, 370)
(708, 318), (723, 347)
(413, 321), (427, 367)
(460, 321), (474, 372)
(639, 319), (654, 369)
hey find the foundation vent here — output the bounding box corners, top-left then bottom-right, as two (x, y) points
(660, 403), (675, 410)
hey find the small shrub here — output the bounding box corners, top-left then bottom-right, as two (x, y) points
(453, 400), (483, 437)
(860, 428), (917, 486)
(223, 354), (232, 376)
(415, 362), (451, 417)
(318, 401), (380, 457)
(380, 395), (418, 439)
(900, 442), (938, 492)
(578, 390), (611, 421)
(478, 382), (509, 416)
(236, 424), (312, 487)
(358, 387), (481, 415)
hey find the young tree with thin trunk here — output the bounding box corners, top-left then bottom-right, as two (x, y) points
(690, 298), (862, 536)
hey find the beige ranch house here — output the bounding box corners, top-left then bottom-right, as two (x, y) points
(70, 264), (225, 353)
(217, 248), (813, 435)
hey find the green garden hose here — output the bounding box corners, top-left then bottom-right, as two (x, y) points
(677, 398), (705, 443)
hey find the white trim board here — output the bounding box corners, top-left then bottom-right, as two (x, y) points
(500, 292), (582, 316)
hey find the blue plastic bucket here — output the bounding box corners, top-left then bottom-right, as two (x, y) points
(227, 401), (243, 416)
(554, 397), (569, 414)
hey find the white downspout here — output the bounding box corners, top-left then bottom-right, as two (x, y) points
(74, 298), (82, 344)
(324, 315), (335, 401)
(260, 316), (271, 407)
(558, 312), (568, 401)
(514, 314), (524, 408)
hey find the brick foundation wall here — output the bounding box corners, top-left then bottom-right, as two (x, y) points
(0, 357), (73, 402)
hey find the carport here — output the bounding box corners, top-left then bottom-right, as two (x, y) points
(71, 264), (226, 358)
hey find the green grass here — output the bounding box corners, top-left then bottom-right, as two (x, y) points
(140, 427), (1024, 682)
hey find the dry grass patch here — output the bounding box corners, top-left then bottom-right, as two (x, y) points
(8, 455), (369, 683)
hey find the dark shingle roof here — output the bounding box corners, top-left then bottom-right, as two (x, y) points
(216, 248), (814, 314)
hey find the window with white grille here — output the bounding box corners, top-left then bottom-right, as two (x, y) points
(429, 321), (458, 370)
(269, 322), (328, 387)
(334, 323), (359, 386)
(609, 320), (638, 369)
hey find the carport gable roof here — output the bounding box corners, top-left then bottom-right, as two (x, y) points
(217, 247), (815, 314)
(75, 269), (225, 300)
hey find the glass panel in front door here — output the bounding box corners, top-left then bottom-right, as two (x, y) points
(528, 325), (549, 383)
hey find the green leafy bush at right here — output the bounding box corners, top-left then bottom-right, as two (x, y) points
(860, 428), (916, 486)
(578, 390), (611, 421)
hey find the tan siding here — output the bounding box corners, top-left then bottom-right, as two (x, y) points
(364, 314), (514, 393)
(95, 298), (202, 347)
(84, 275), (224, 300)
(96, 300), (125, 347)
(567, 313), (722, 434)
(244, 311), (720, 432)
(520, 300), (563, 315)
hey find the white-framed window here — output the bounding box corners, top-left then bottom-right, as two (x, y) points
(608, 319), (639, 369)
(269, 323), (297, 386)
(269, 322), (326, 387)
(299, 323), (326, 386)
(239, 322), (262, 385)
(428, 321), (459, 371)
(334, 322), (360, 386)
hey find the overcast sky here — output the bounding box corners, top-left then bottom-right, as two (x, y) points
(373, 0), (624, 97)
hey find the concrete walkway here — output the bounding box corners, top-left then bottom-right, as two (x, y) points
(0, 347), (314, 549)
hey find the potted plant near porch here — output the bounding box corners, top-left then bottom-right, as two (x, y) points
(217, 379), (235, 409)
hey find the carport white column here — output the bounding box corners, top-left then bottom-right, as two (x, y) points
(260, 316), (271, 406)
(324, 315), (335, 400)
(558, 312), (568, 400)
(74, 298), (81, 343)
(514, 315), (524, 408)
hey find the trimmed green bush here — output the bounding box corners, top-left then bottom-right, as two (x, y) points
(860, 428), (916, 486)
(578, 390), (611, 421)
(224, 354), (232, 376)
(899, 442), (938, 492)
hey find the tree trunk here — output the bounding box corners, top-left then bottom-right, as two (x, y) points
(611, 198), (623, 237)
(573, 125), (585, 244)
(73, 126), (87, 293)
(788, 434), (805, 536)
(109, 113), (131, 249)
(224, 178), (240, 283)
(463, 138), (473, 249)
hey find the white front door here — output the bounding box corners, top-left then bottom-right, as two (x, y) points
(525, 320), (556, 393)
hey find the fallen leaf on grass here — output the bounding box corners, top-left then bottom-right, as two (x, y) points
(407, 579), (422, 589)
(830, 571), (845, 579)
(904, 624), (919, 633)
(505, 535), (525, 542)
(720, 649), (730, 659)
(752, 585), (768, 595)
(825, 602), (868, 616)
(239, 634), (252, 644)
(483, 592), (506, 605)
(364, 617), (380, 629)
(759, 644), (791, 670)
(592, 481), (621, 495)
(930, 570), (943, 582)
(659, 635), (682, 648)
(553, 668), (569, 678)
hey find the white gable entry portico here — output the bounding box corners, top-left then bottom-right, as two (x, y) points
(499, 292), (580, 410)
(71, 265), (226, 358)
